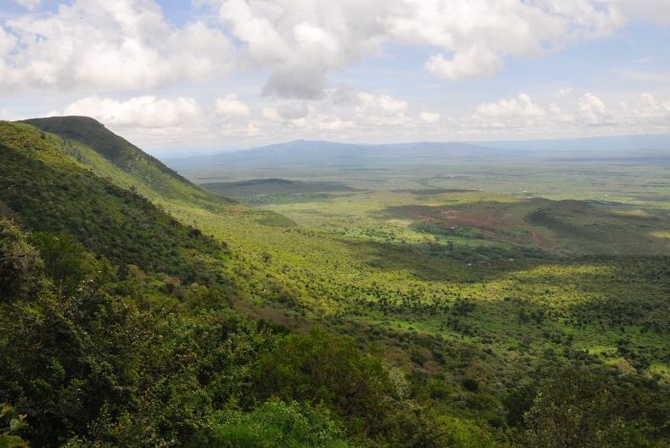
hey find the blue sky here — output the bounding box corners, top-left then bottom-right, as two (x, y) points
(1, 0), (669, 155)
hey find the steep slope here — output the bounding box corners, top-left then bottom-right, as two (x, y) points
(0, 121), (229, 284)
(21, 116), (235, 208)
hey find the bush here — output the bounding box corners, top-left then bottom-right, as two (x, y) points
(198, 399), (348, 447)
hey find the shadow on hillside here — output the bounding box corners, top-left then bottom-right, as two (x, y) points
(344, 238), (549, 283)
(376, 197), (670, 261)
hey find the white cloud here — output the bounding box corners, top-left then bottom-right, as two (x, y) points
(473, 93), (547, 129)
(261, 107), (282, 122)
(12, 0), (42, 10)
(3, 0), (669, 148)
(326, 90), (411, 129)
(466, 90), (670, 136)
(45, 88), (670, 152)
(215, 94), (251, 118)
(0, 0), (233, 91)
(420, 112), (440, 124)
(0, 0), (654, 99)
(386, 0), (623, 80)
(425, 46), (502, 80)
(640, 92), (656, 107)
(547, 104), (575, 124)
(578, 92), (611, 125)
(615, 0), (670, 26)
(213, 0), (627, 91)
(622, 93), (670, 130)
(355, 92), (408, 118)
(58, 95), (202, 128)
(216, 0), (389, 98)
(0, 26), (18, 85)
(259, 87), (411, 130)
(311, 115), (355, 131)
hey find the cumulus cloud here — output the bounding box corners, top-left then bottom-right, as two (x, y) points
(0, 0), (233, 91)
(0, 0), (661, 99)
(473, 93), (547, 129)
(58, 95), (202, 128)
(467, 90), (670, 136)
(209, 0), (629, 93)
(217, 0), (388, 98)
(49, 88), (670, 151)
(260, 88), (410, 132)
(622, 93), (670, 130)
(578, 92), (612, 125)
(386, 0), (623, 80)
(3, 0), (669, 148)
(355, 92), (408, 118)
(325, 88), (411, 128)
(261, 107), (282, 122)
(215, 94), (251, 118)
(425, 45), (502, 80)
(420, 112), (440, 124)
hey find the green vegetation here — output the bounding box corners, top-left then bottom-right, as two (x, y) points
(1, 118), (669, 447)
(202, 178), (355, 206)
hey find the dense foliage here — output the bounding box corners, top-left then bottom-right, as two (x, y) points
(1, 119), (669, 447)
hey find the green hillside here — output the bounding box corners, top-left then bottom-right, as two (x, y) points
(0, 121), (228, 283)
(1, 119), (669, 447)
(21, 116), (235, 209)
(18, 116), (293, 229)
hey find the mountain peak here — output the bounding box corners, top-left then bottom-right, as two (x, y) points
(21, 115), (107, 133)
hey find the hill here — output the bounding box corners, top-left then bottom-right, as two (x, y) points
(0, 121), (232, 284)
(21, 116), (236, 208)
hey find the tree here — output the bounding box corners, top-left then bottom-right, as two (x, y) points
(522, 366), (651, 448)
(0, 218), (42, 302)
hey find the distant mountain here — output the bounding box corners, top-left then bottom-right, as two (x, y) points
(164, 139), (501, 181)
(229, 139), (497, 162)
(169, 134), (670, 169)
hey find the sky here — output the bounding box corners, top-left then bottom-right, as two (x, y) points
(1, 0), (670, 155)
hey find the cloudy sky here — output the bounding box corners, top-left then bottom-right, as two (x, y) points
(1, 0), (670, 154)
